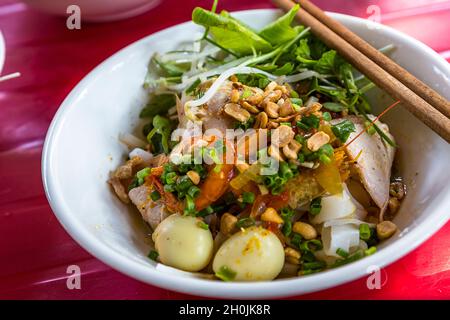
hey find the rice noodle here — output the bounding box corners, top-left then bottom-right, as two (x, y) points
(119, 133), (147, 149)
(185, 66), (277, 109)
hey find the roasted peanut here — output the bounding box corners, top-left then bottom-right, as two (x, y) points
(282, 140), (302, 160)
(293, 221), (317, 240)
(279, 100), (295, 117)
(376, 221), (397, 240)
(268, 145), (284, 161)
(307, 131), (330, 152)
(186, 170), (200, 185)
(254, 111), (269, 129)
(241, 101), (259, 114)
(261, 207), (284, 224)
(220, 213), (238, 235)
(230, 89), (240, 103)
(265, 101), (280, 118)
(389, 181), (405, 200)
(224, 103), (251, 123)
(272, 125), (295, 147)
(388, 197), (400, 214)
(285, 247), (301, 265)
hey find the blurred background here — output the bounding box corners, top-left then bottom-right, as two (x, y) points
(0, 0), (449, 299)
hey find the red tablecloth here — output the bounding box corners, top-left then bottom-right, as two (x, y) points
(0, 0), (449, 299)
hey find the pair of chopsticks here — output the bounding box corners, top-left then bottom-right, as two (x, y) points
(273, 0), (450, 143)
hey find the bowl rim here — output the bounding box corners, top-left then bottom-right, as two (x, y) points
(42, 9), (450, 299)
(0, 31), (5, 74)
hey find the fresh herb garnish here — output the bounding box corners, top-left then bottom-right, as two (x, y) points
(331, 119), (356, 143)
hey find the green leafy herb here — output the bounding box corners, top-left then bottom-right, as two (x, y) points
(322, 112), (332, 122)
(331, 119), (356, 143)
(258, 4), (301, 45)
(322, 102), (345, 112)
(314, 50), (337, 74)
(185, 78), (201, 95)
(236, 73), (270, 89)
(273, 62), (294, 76)
(192, 7), (272, 55)
(140, 94), (176, 118)
(297, 114), (320, 130)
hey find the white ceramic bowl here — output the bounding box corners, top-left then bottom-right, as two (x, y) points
(23, 0), (160, 22)
(42, 9), (450, 299)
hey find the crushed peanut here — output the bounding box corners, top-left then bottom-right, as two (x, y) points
(261, 207), (284, 224)
(224, 103), (251, 123)
(376, 221), (397, 240)
(285, 247), (301, 265)
(220, 213), (238, 235)
(293, 221), (317, 240)
(186, 170), (200, 185)
(307, 131), (330, 152)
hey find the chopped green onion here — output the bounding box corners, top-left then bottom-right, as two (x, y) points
(279, 162), (294, 179)
(136, 168), (150, 181)
(183, 195), (196, 216)
(291, 233), (303, 249)
(241, 87), (252, 99)
(319, 154), (331, 164)
(165, 172), (178, 185)
(150, 190), (161, 201)
(177, 175), (193, 192)
(332, 250), (364, 268)
(236, 217), (255, 229)
(197, 220), (209, 230)
(187, 185), (200, 198)
(336, 248), (349, 258)
(310, 197), (322, 215)
(303, 261), (326, 270)
(197, 206), (214, 217)
(365, 246), (377, 256)
(299, 239), (323, 253)
(148, 250), (159, 261)
(164, 184), (176, 193)
(242, 192), (255, 204)
(215, 265), (237, 282)
(359, 224), (371, 241)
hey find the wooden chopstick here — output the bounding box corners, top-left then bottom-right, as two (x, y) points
(273, 0), (450, 143)
(295, 0), (450, 119)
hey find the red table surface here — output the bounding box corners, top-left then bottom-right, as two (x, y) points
(0, 0), (449, 300)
